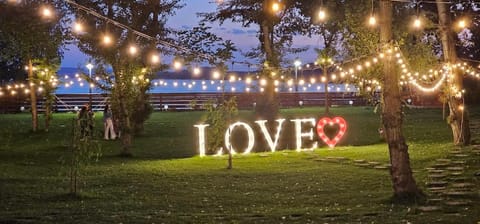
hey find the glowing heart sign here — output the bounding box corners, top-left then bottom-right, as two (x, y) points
(195, 117), (350, 156)
(316, 117), (348, 148)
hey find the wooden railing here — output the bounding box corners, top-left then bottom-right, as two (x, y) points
(0, 92), (366, 113)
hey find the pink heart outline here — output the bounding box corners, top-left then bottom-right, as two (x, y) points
(316, 116), (348, 148)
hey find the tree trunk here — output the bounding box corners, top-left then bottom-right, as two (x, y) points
(255, 20), (279, 122)
(28, 59), (38, 132)
(379, 0), (422, 200)
(45, 102), (51, 132)
(121, 131), (132, 156)
(436, 0), (470, 146)
(255, 2), (279, 121)
(324, 64), (330, 114)
(119, 93), (133, 157)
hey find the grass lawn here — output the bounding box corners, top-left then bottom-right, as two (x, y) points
(0, 106), (479, 223)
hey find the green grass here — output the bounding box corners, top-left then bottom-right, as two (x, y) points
(0, 106), (479, 223)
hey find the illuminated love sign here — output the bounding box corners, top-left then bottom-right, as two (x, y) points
(194, 117), (348, 157)
(316, 117), (347, 148)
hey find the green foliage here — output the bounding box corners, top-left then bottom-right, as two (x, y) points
(203, 0), (307, 63)
(189, 100), (198, 110)
(176, 23), (237, 65)
(72, 0), (183, 153)
(0, 0), (69, 71)
(202, 0), (316, 120)
(109, 65), (147, 135)
(63, 118), (101, 195)
(341, 0), (380, 58)
(133, 91), (153, 135)
(33, 58), (60, 131)
(203, 97), (238, 154)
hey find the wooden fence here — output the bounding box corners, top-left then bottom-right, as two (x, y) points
(0, 92), (366, 113)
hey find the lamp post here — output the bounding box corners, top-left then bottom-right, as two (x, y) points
(86, 63), (93, 106)
(294, 59), (301, 92)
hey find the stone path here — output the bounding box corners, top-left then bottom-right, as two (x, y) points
(420, 145), (480, 214)
(303, 144), (479, 216)
(300, 116), (480, 219)
(470, 117), (480, 144)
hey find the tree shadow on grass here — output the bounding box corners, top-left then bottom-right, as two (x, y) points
(382, 192), (427, 206)
(45, 192), (98, 202)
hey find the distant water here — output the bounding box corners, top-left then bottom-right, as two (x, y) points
(55, 78), (357, 94)
(56, 67), (358, 94)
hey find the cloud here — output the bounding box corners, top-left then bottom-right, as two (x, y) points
(231, 29), (246, 35)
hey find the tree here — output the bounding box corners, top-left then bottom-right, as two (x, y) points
(379, 0), (423, 200)
(0, 0), (69, 132)
(0, 41), (24, 82)
(33, 58), (60, 132)
(71, 0), (183, 156)
(436, 0), (471, 146)
(303, 0), (423, 199)
(455, 2), (480, 105)
(454, 2), (480, 63)
(202, 0), (309, 122)
(175, 22), (237, 65)
(298, 0), (349, 114)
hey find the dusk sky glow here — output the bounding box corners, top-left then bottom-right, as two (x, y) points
(61, 1), (322, 71)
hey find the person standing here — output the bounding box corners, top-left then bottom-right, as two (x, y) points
(103, 104), (116, 140)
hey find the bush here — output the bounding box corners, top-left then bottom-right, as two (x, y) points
(203, 97), (238, 154)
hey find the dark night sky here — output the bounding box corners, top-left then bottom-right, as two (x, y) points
(61, 1), (322, 71)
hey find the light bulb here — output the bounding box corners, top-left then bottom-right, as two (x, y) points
(173, 61), (182, 70)
(128, 45), (138, 55)
(318, 9), (327, 21)
(272, 2), (280, 12)
(193, 67), (201, 76)
(413, 17), (421, 28)
(369, 16), (376, 26)
(41, 7), (52, 18)
(103, 35), (112, 45)
(458, 19), (467, 29)
(73, 22), (83, 33)
(151, 54), (160, 64)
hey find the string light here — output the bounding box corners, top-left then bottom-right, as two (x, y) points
(413, 17), (422, 28)
(41, 6), (53, 18)
(318, 0), (327, 22)
(368, 0), (376, 26)
(410, 72), (447, 92)
(73, 22), (83, 33)
(13, 0), (473, 94)
(272, 2), (280, 12)
(173, 60), (182, 70)
(369, 16), (377, 26)
(318, 9), (327, 21)
(151, 54), (160, 64)
(212, 71), (221, 79)
(102, 34), (112, 45)
(413, 2), (422, 29)
(128, 45), (138, 55)
(193, 67), (201, 76)
(2, 41), (479, 98)
(457, 19), (467, 29)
